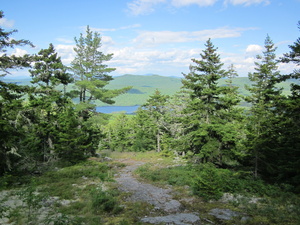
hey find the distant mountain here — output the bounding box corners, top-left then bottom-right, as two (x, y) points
(105, 75), (295, 106)
(2, 74), (297, 106)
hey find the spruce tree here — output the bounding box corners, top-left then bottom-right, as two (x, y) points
(182, 39), (243, 166)
(270, 22), (300, 186)
(245, 35), (282, 178)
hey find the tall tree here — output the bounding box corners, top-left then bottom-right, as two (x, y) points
(30, 43), (72, 88)
(27, 44), (73, 163)
(70, 26), (130, 106)
(0, 11), (34, 174)
(142, 90), (170, 152)
(245, 35), (282, 178)
(0, 11), (33, 76)
(267, 22), (300, 187)
(182, 39), (243, 166)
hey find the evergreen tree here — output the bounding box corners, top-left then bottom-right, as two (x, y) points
(161, 91), (189, 155)
(142, 90), (170, 152)
(267, 22), (300, 187)
(27, 44), (73, 163)
(0, 11), (33, 76)
(0, 11), (33, 174)
(30, 43), (72, 89)
(54, 104), (90, 163)
(70, 26), (131, 106)
(182, 39), (243, 166)
(102, 114), (134, 152)
(132, 108), (156, 152)
(245, 35), (282, 178)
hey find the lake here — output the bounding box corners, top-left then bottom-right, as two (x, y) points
(96, 105), (140, 114)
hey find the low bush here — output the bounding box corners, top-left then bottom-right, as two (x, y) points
(90, 187), (122, 215)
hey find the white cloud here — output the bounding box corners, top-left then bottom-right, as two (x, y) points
(11, 48), (28, 57)
(108, 46), (202, 76)
(133, 27), (254, 47)
(246, 44), (263, 53)
(0, 18), (14, 28)
(171, 0), (217, 7)
(224, 0), (270, 6)
(127, 0), (167, 16)
(55, 44), (75, 64)
(54, 35), (115, 65)
(101, 36), (115, 45)
(278, 62), (298, 75)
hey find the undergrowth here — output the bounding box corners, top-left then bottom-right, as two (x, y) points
(0, 159), (125, 225)
(135, 161), (300, 224)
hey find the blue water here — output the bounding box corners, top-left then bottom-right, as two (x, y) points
(96, 105), (140, 114)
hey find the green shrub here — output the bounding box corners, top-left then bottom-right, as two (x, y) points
(191, 163), (224, 200)
(90, 187), (122, 214)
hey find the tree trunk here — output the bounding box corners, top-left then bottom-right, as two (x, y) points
(156, 131), (161, 152)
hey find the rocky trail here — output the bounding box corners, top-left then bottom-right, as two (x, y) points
(115, 159), (201, 225)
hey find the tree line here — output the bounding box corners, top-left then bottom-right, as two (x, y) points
(101, 35), (300, 190)
(0, 11), (130, 177)
(0, 10), (299, 191)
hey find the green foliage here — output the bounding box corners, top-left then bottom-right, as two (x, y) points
(136, 163), (193, 186)
(244, 34), (300, 188)
(44, 213), (83, 225)
(191, 164), (224, 200)
(90, 187), (122, 214)
(181, 39), (244, 166)
(136, 161), (297, 203)
(38, 161), (110, 200)
(70, 26), (131, 104)
(29, 43), (72, 87)
(41, 161), (110, 182)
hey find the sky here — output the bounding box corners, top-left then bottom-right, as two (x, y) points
(1, 0), (299, 78)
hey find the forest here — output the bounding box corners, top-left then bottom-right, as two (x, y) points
(1, 9), (300, 224)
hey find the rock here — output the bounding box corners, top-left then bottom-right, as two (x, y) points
(141, 213), (201, 225)
(220, 193), (261, 204)
(94, 153), (101, 158)
(104, 156), (112, 161)
(209, 208), (240, 220)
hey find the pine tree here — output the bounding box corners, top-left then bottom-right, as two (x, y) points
(182, 39), (243, 166)
(70, 26), (131, 106)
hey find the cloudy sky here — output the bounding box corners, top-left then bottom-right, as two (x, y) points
(1, 0), (299, 77)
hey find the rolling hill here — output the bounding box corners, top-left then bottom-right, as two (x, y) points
(2, 74), (297, 106)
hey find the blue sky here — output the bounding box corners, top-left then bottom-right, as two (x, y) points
(1, 0), (299, 77)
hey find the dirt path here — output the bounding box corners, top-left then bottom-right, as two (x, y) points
(115, 159), (201, 225)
